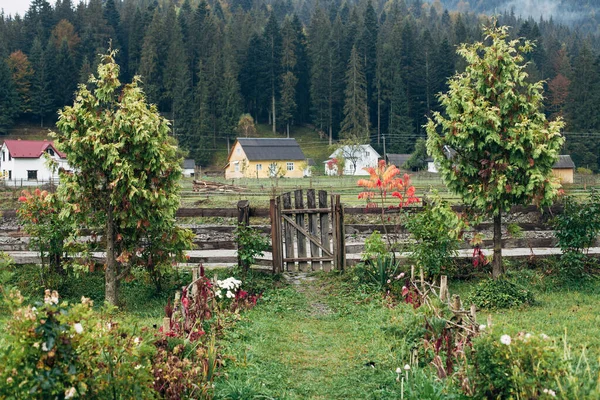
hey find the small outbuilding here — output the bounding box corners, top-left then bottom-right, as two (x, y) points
(225, 138), (307, 179)
(183, 159), (196, 177)
(386, 154), (411, 169)
(552, 155), (575, 184)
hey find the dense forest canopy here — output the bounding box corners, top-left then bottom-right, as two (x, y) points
(1, 0), (600, 170)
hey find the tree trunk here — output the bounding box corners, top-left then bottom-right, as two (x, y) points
(105, 207), (119, 305)
(272, 94), (276, 133)
(492, 211), (503, 279)
(286, 123), (290, 138)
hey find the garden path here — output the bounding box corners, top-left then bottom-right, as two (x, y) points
(214, 273), (404, 399)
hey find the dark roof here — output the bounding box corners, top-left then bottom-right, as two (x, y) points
(236, 138), (305, 161)
(183, 159), (195, 169)
(553, 155), (575, 169)
(386, 154), (411, 167)
(307, 158), (316, 166)
(3, 139), (66, 158)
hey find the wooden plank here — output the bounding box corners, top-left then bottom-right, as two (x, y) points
(281, 215), (333, 257)
(270, 198), (283, 273)
(237, 200), (250, 270)
(294, 190), (308, 271)
(319, 190), (331, 272)
(307, 189), (320, 271)
(281, 208), (330, 214)
(284, 257), (334, 262)
(282, 193), (295, 272)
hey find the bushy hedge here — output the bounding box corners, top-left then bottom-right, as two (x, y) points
(467, 278), (535, 309)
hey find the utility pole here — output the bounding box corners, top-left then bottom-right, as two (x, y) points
(382, 134), (387, 164)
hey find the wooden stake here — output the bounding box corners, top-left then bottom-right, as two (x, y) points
(452, 294), (462, 311)
(470, 304), (477, 321)
(420, 267), (424, 290)
(487, 314), (493, 328)
(162, 317), (170, 333)
(411, 265), (415, 281)
(440, 275), (448, 302)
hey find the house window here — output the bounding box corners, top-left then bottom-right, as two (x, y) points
(234, 163), (239, 172)
(8, 153), (11, 160)
(286, 162), (294, 171)
(1, 151), (4, 162)
(8, 171), (11, 180)
(236, 148), (241, 155)
(27, 170), (38, 181)
(256, 164), (262, 171)
(46, 148), (55, 156)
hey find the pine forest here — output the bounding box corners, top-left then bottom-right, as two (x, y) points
(1, 0), (600, 170)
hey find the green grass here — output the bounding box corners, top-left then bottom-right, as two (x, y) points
(214, 275), (408, 399)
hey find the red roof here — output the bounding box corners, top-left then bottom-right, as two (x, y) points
(2, 139), (66, 159)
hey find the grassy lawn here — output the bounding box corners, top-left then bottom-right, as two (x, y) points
(214, 270), (600, 399)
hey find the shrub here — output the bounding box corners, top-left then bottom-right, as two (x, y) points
(361, 230), (388, 262)
(0, 290), (156, 399)
(467, 278), (535, 309)
(234, 225), (270, 271)
(552, 191), (600, 276)
(404, 196), (463, 278)
(17, 189), (77, 273)
(470, 331), (566, 399)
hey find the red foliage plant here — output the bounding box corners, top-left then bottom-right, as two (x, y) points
(357, 160), (419, 209)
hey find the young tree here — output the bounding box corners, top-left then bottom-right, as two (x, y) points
(426, 25), (564, 279)
(7, 50), (33, 115)
(0, 57), (19, 133)
(55, 50), (191, 305)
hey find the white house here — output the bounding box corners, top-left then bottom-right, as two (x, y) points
(324, 144), (380, 176)
(0, 140), (69, 186)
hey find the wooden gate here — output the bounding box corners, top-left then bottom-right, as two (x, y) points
(270, 189), (345, 273)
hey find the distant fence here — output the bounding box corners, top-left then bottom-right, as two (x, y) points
(1, 179), (60, 188)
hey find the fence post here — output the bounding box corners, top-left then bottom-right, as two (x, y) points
(237, 200), (250, 270)
(332, 194), (345, 271)
(270, 198), (283, 273)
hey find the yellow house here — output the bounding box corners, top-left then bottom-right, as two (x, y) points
(552, 155), (575, 184)
(225, 138), (307, 179)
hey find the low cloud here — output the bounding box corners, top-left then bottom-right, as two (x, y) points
(491, 0), (587, 25)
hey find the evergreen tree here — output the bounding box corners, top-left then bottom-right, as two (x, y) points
(219, 42), (243, 151)
(340, 45), (369, 143)
(29, 38), (53, 127)
(240, 34), (269, 122)
(388, 65), (414, 153)
(193, 60), (212, 165)
(139, 9), (163, 106)
(358, 1), (378, 128)
(263, 13), (282, 133)
(0, 57), (19, 133)
(291, 14), (310, 125)
(308, 7), (332, 141)
(279, 16), (298, 137)
(52, 39), (77, 108)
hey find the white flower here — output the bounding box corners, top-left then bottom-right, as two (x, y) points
(395, 367), (402, 374)
(33, 342), (40, 349)
(404, 364), (411, 371)
(42, 342), (49, 352)
(134, 337), (141, 345)
(73, 323), (83, 334)
(396, 272), (405, 279)
(543, 388), (556, 397)
(479, 325), (486, 330)
(500, 334), (512, 345)
(135, 364), (142, 370)
(525, 333), (532, 339)
(540, 333), (549, 340)
(226, 290), (235, 299)
(44, 289), (59, 305)
(64, 387), (77, 399)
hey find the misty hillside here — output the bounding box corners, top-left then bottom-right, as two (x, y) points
(432, 0), (600, 34)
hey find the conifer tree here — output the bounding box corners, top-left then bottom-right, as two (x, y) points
(263, 13), (282, 133)
(0, 57), (19, 133)
(340, 45), (369, 143)
(280, 16), (298, 137)
(29, 37), (53, 127)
